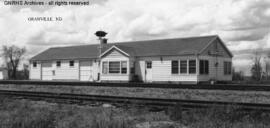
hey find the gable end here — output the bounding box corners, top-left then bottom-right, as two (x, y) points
(100, 46), (130, 58)
(200, 36), (233, 58)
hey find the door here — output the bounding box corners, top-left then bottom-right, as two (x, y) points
(145, 61), (152, 82)
(41, 62), (53, 80)
(79, 60), (94, 81)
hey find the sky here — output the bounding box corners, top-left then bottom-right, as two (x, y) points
(0, 0), (270, 75)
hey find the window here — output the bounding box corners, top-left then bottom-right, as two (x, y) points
(200, 60), (209, 74)
(56, 61), (61, 67)
(109, 62), (120, 73)
(103, 61), (128, 74)
(171, 60), (179, 74)
(69, 61), (74, 67)
(180, 60), (187, 74)
(33, 62), (37, 68)
(224, 61), (232, 75)
(102, 62), (108, 74)
(189, 60), (196, 74)
(121, 61), (127, 74)
(146, 61), (152, 68)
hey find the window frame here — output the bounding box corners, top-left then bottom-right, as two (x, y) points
(180, 60), (188, 74)
(33, 62), (37, 68)
(146, 61), (152, 69)
(171, 60), (179, 74)
(200, 60), (209, 75)
(56, 61), (61, 67)
(121, 61), (127, 74)
(188, 60), (196, 74)
(102, 61), (108, 74)
(69, 60), (74, 67)
(102, 61), (128, 75)
(224, 61), (232, 75)
(109, 61), (121, 74)
(171, 59), (197, 75)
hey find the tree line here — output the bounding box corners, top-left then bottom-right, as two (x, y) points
(233, 51), (270, 82)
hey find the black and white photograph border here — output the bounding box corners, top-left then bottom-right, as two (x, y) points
(0, 0), (270, 128)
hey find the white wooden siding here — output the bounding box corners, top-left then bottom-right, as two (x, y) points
(30, 59), (99, 81)
(30, 61), (41, 80)
(198, 38), (232, 81)
(136, 56), (198, 82)
(103, 50), (126, 58)
(101, 74), (130, 81)
(198, 56), (232, 81)
(42, 62), (53, 80)
(79, 60), (94, 81)
(100, 48), (131, 81)
(52, 60), (79, 80)
(201, 39), (231, 58)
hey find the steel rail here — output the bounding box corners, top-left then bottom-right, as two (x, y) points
(0, 80), (269, 91)
(0, 90), (270, 111)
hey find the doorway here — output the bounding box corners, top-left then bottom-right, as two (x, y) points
(145, 61), (152, 82)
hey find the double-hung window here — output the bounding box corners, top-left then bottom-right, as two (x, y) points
(102, 62), (108, 74)
(121, 61), (127, 74)
(69, 60), (74, 67)
(109, 61), (120, 73)
(224, 61), (232, 75)
(189, 60), (196, 74)
(102, 61), (128, 74)
(200, 60), (209, 75)
(171, 60), (179, 74)
(180, 60), (187, 74)
(171, 60), (197, 74)
(33, 62), (37, 68)
(56, 61), (61, 67)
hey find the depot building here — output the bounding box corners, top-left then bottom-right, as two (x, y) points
(29, 33), (233, 83)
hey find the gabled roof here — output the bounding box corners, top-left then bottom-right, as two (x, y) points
(31, 35), (232, 61)
(100, 45), (130, 57)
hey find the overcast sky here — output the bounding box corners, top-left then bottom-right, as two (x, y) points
(0, 0), (270, 75)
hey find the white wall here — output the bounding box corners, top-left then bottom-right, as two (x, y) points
(79, 60), (99, 81)
(30, 61), (41, 80)
(42, 62), (53, 80)
(198, 56), (232, 81)
(197, 38), (232, 81)
(30, 59), (99, 81)
(100, 49), (131, 81)
(49, 60), (79, 80)
(135, 55), (232, 82)
(135, 56), (198, 83)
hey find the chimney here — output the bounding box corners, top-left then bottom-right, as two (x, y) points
(95, 30), (107, 57)
(101, 38), (107, 44)
(95, 30), (107, 82)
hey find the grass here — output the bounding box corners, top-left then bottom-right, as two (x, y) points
(0, 97), (270, 128)
(0, 97), (171, 128)
(0, 84), (270, 104)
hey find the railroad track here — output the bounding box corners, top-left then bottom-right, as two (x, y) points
(0, 80), (269, 91)
(0, 90), (270, 111)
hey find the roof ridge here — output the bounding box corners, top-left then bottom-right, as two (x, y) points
(50, 43), (99, 49)
(48, 35), (218, 49)
(110, 35), (218, 45)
